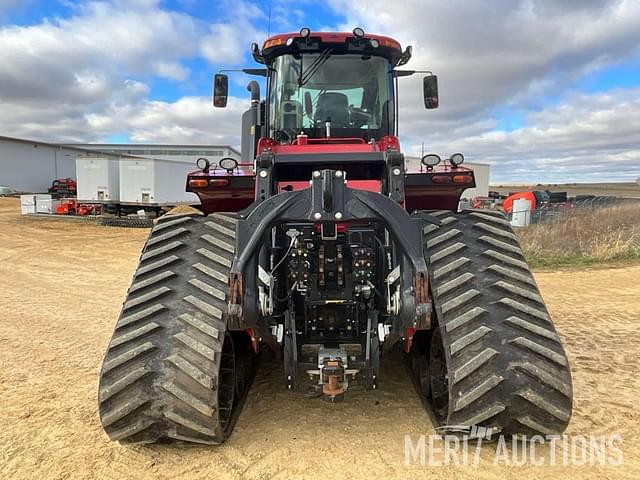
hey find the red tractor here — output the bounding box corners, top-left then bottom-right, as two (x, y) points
(99, 28), (572, 444)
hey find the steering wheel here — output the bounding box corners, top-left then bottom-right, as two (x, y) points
(349, 105), (373, 127)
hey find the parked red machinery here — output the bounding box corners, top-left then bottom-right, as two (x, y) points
(55, 199), (99, 216)
(502, 190), (538, 214)
(48, 178), (77, 198)
(98, 27), (572, 445)
(55, 199), (76, 214)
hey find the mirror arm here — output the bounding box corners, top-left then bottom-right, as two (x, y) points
(393, 69), (433, 78)
(218, 68), (268, 77)
(242, 68), (268, 77)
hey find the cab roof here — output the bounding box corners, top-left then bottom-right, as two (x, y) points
(260, 31), (405, 66)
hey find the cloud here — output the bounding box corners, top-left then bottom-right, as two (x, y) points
(327, 0), (640, 180)
(200, 0), (266, 65)
(0, 0), (250, 144)
(152, 61), (190, 81)
(125, 96), (247, 145)
(408, 88), (640, 182)
(0, 0), (201, 111)
(0, 0), (639, 182)
(0, 90), (247, 146)
(329, 0), (640, 122)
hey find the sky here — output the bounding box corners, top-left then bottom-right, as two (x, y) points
(0, 0), (639, 183)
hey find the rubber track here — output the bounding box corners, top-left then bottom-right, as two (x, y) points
(101, 217), (154, 228)
(423, 209), (572, 436)
(98, 212), (240, 444)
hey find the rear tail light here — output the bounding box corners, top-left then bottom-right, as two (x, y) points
(431, 175), (452, 183)
(188, 179), (209, 188)
(209, 179), (229, 187)
(452, 175), (473, 184)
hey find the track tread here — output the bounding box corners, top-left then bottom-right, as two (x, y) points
(152, 216), (193, 232)
(472, 221), (518, 241)
(146, 227), (189, 247)
(102, 342), (156, 373)
(110, 322), (161, 348)
(433, 257), (471, 280)
(204, 220), (236, 238)
(140, 241), (184, 261)
(117, 304), (166, 329)
(202, 234), (235, 253)
(453, 374), (504, 412)
(449, 326), (492, 356)
(123, 286), (171, 310)
(167, 355), (214, 388)
(135, 255), (180, 277)
(130, 271), (176, 293)
(444, 306), (488, 332)
(99, 213), (248, 444)
(421, 209), (572, 436)
(436, 272), (475, 296)
(99, 366), (150, 401)
(482, 249), (530, 270)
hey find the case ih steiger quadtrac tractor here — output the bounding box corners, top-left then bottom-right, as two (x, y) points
(99, 28), (572, 444)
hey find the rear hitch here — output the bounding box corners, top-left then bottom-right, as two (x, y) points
(319, 348), (347, 402)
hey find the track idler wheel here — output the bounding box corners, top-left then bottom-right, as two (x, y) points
(429, 327), (449, 421)
(217, 334), (237, 433)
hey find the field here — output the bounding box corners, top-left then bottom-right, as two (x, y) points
(518, 203), (640, 267)
(1, 196), (640, 479)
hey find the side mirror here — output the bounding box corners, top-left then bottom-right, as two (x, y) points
(213, 73), (229, 108)
(304, 91), (313, 117)
(423, 75), (439, 109)
(251, 42), (265, 64)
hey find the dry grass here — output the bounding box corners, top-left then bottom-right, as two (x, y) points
(518, 203), (640, 267)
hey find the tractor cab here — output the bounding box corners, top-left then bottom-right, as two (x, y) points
(268, 51), (393, 143)
(192, 29), (468, 212)
(260, 30), (405, 144)
(211, 29), (438, 155)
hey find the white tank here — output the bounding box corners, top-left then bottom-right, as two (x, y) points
(510, 198), (531, 227)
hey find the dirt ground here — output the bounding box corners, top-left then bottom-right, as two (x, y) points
(1, 197), (639, 479)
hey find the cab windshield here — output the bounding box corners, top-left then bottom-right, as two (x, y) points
(269, 53), (394, 142)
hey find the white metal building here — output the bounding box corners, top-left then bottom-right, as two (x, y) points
(0, 135), (240, 193)
(0, 136), (81, 192)
(62, 143), (240, 165)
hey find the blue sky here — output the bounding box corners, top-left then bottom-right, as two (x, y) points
(0, 0), (639, 182)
